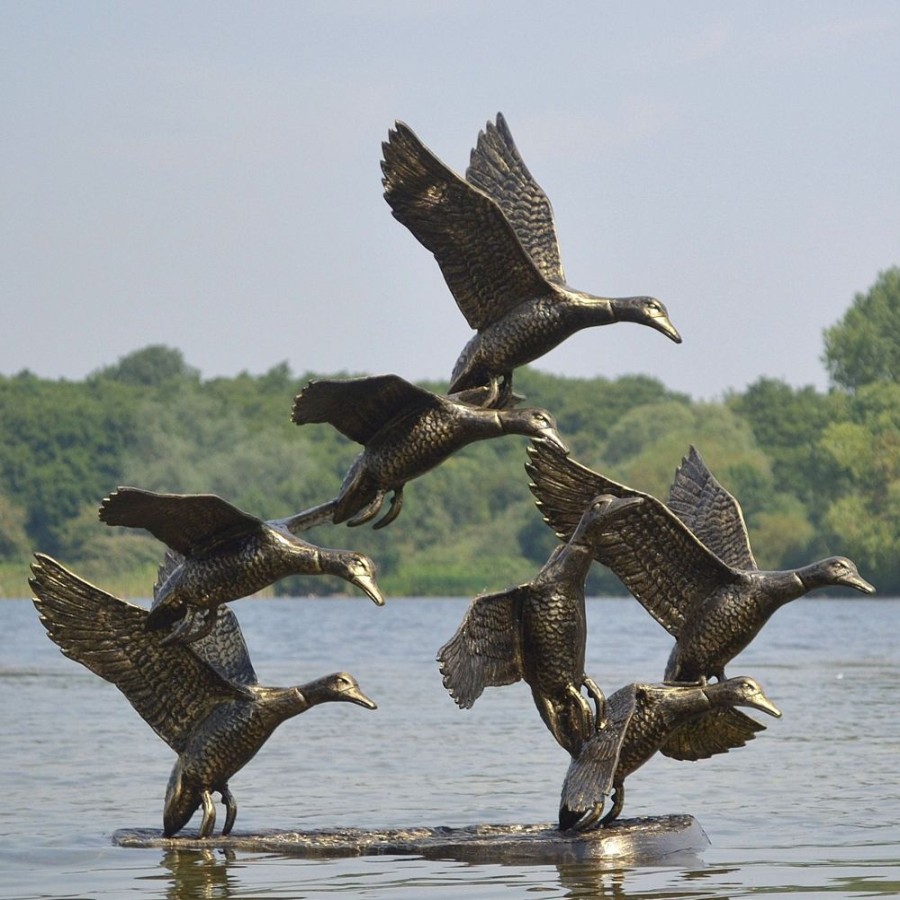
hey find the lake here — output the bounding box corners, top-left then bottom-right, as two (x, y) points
(1, 592), (898, 898)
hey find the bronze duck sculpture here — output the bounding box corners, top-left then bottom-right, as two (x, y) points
(526, 441), (876, 685)
(381, 113), (681, 406)
(438, 494), (639, 755)
(29, 553), (377, 838)
(99, 487), (384, 643)
(559, 676), (781, 831)
(289, 373), (567, 530)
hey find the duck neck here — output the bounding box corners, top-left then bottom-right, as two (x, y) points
(540, 538), (594, 585)
(757, 569), (806, 611)
(570, 292), (615, 326)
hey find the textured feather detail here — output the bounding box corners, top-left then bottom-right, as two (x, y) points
(190, 605), (258, 687)
(291, 374), (436, 445)
(660, 707), (767, 761)
(586, 500), (738, 637)
(526, 440), (642, 538)
(381, 121), (549, 331)
(29, 553), (248, 754)
(465, 112), (565, 285)
(527, 441), (737, 636)
(560, 687), (636, 817)
(99, 488), (262, 556)
(668, 446), (757, 571)
(153, 547), (184, 600)
(436, 587), (527, 708)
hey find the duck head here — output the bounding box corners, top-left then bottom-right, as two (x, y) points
(704, 676), (782, 719)
(612, 296), (682, 344)
(323, 550), (385, 606)
(798, 556), (875, 595)
(573, 493), (643, 546)
(498, 407), (568, 453)
(303, 672), (378, 710)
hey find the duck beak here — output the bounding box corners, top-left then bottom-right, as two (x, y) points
(650, 314), (682, 344)
(601, 495), (643, 519)
(538, 429), (569, 455)
(842, 572), (876, 595)
(342, 684), (378, 710)
(354, 574), (385, 606)
(748, 692), (782, 719)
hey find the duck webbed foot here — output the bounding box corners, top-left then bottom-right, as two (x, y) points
(160, 607), (218, 646)
(221, 786), (237, 835)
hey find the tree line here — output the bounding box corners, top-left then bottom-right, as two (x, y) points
(1, 268), (897, 597)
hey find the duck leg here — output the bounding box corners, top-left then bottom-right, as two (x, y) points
(373, 488), (404, 530)
(600, 782), (624, 826)
(565, 683), (596, 740)
(197, 790), (217, 838)
(582, 676), (607, 726)
(221, 786), (238, 836)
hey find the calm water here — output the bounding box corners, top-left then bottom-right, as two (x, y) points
(1, 593), (898, 899)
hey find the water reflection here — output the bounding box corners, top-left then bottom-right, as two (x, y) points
(156, 848), (239, 900)
(553, 857), (733, 900)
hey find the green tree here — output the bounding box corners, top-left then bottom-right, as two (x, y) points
(823, 267), (900, 390)
(820, 382), (900, 590)
(93, 345), (199, 387)
(729, 378), (849, 522)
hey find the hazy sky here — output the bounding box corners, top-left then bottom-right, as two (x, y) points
(2, 2), (898, 400)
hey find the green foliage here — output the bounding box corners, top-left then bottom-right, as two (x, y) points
(819, 382), (900, 585)
(2, 276), (899, 598)
(823, 267), (900, 390)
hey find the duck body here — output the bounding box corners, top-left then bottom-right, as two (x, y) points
(99, 488), (383, 639)
(292, 374), (566, 529)
(163, 673), (374, 837)
(449, 291), (614, 395)
(665, 570), (795, 683)
(382, 114), (680, 404)
(438, 495), (638, 755)
(29, 553), (377, 838)
(526, 441), (876, 685)
(559, 676), (781, 831)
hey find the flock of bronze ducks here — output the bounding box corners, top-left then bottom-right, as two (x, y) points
(31, 113), (875, 839)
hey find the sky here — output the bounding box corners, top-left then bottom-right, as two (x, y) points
(2, 2), (898, 401)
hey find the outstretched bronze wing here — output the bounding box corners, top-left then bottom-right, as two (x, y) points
(660, 707), (768, 761)
(189, 604), (258, 688)
(437, 586), (528, 708)
(99, 488), (262, 556)
(291, 374), (436, 446)
(559, 685), (635, 818)
(382, 121), (550, 331)
(466, 112), (565, 285)
(526, 440), (645, 540)
(668, 446), (757, 571)
(526, 440), (737, 636)
(30, 554), (251, 754)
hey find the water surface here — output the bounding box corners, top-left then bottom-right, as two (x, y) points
(2, 594), (898, 898)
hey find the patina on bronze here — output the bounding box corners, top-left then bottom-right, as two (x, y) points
(381, 113), (681, 407)
(560, 677), (781, 831)
(288, 373), (567, 529)
(526, 441), (875, 685)
(113, 816), (710, 863)
(98, 487), (384, 644)
(438, 494), (639, 756)
(29, 553), (377, 838)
